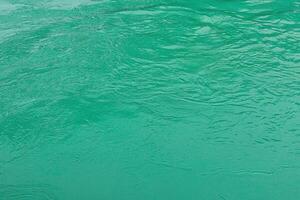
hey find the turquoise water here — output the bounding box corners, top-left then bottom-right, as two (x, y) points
(1, 0), (300, 199)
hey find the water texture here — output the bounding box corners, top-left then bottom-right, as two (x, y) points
(0, 0), (300, 199)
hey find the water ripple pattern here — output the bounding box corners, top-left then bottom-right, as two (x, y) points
(0, 0), (300, 199)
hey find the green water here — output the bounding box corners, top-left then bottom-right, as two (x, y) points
(1, 0), (300, 199)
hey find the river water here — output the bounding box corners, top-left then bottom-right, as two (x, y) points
(1, 0), (300, 199)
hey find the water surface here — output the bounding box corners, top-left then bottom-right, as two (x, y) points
(1, 0), (300, 199)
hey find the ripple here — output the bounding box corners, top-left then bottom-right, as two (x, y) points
(0, 184), (58, 200)
(0, 1), (23, 15)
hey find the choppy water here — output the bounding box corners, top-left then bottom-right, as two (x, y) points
(1, 0), (300, 199)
